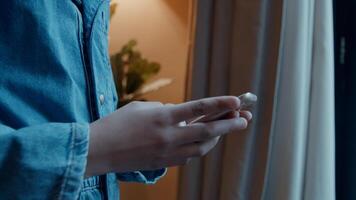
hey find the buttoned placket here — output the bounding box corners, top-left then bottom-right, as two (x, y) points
(80, 0), (115, 199)
(85, 1), (116, 118)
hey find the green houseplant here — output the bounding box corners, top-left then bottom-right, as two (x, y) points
(109, 1), (172, 107)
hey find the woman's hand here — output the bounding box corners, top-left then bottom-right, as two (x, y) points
(85, 96), (251, 177)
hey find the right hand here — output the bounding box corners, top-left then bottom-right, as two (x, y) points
(85, 96), (249, 177)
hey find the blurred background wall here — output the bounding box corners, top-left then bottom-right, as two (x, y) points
(109, 0), (192, 199)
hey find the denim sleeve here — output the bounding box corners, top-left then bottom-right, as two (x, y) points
(0, 122), (89, 199)
(116, 169), (167, 184)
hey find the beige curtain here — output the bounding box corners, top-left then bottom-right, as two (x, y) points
(178, 0), (335, 199)
(262, 0), (335, 199)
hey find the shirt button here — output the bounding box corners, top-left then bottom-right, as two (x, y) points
(99, 94), (105, 105)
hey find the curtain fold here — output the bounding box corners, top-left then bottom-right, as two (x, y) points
(262, 0), (335, 199)
(179, 0), (282, 199)
(178, 0), (335, 199)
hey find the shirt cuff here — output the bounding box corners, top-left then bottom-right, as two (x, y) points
(59, 123), (90, 199)
(116, 168), (167, 184)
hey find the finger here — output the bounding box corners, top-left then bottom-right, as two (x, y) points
(130, 101), (164, 109)
(223, 111), (240, 120)
(239, 111), (252, 121)
(174, 117), (248, 144)
(145, 101), (164, 107)
(190, 110), (239, 123)
(167, 96), (240, 124)
(173, 137), (221, 158)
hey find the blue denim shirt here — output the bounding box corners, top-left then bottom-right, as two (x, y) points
(0, 0), (166, 199)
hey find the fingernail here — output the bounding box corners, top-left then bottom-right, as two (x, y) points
(239, 118), (248, 129)
(248, 113), (253, 121)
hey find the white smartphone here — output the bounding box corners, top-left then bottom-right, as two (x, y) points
(180, 92), (257, 126)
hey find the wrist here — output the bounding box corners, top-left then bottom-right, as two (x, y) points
(85, 121), (110, 177)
